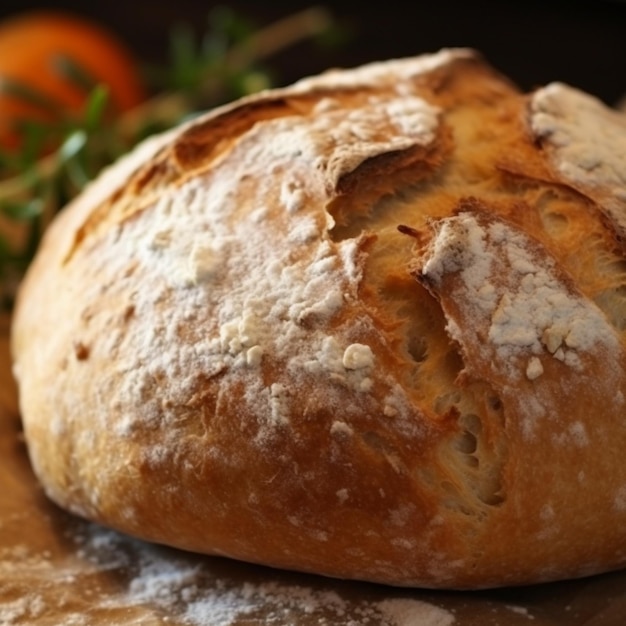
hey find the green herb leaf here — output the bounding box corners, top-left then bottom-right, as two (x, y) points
(58, 130), (87, 163)
(0, 76), (63, 114)
(51, 53), (98, 94)
(0, 198), (44, 221)
(83, 84), (110, 131)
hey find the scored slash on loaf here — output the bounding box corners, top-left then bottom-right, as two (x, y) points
(10, 48), (626, 589)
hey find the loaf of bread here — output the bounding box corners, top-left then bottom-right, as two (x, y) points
(11, 48), (626, 590)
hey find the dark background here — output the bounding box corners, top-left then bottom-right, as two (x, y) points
(1, 0), (625, 106)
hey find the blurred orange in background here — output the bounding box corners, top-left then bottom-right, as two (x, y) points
(0, 10), (145, 150)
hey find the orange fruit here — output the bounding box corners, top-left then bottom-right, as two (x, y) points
(0, 10), (146, 150)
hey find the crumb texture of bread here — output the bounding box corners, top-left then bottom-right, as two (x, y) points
(11, 48), (626, 589)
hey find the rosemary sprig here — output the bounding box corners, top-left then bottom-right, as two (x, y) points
(0, 6), (336, 309)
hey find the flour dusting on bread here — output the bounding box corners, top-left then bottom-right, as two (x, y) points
(531, 83), (626, 216)
(417, 209), (620, 378)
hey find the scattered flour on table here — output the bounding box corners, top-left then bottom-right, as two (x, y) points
(506, 605), (536, 619)
(120, 534), (457, 626)
(0, 526), (456, 625)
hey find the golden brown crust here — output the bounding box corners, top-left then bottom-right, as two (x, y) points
(11, 48), (626, 589)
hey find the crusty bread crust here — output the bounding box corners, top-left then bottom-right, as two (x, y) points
(11, 48), (626, 589)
